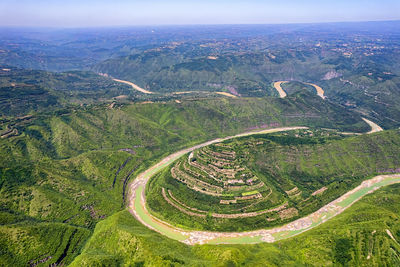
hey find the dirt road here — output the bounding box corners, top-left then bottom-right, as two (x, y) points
(127, 124), (393, 245)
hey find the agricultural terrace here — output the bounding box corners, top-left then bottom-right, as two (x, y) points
(147, 128), (400, 232)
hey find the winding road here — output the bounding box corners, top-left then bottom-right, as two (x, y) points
(127, 121), (393, 245)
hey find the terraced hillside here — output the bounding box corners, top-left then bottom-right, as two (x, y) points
(73, 182), (400, 266)
(0, 66), (138, 116)
(161, 143), (275, 217)
(147, 129), (400, 231)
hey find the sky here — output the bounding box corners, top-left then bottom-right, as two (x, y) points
(0, 0), (399, 27)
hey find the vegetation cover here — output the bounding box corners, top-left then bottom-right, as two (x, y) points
(0, 95), (369, 265)
(72, 183), (400, 266)
(0, 67), (138, 116)
(147, 129), (400, 231)
(0, 21), (399, 266)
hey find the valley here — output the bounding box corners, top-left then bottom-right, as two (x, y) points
(131, 121), (400, 245)
(273, 81), (325, 99)
(1, 21), (400, 266)
(134, 173), (400, 245)
(112, 78), (154, 94)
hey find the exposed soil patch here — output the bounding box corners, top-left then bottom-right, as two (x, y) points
(312, 187), (327, 196)
(279, 207), (298, 220)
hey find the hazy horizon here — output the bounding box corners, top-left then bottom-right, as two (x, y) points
(1, 0), (399, 28)
(1, 19), (400, 30)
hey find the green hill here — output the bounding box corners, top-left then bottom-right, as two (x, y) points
(92, 40), (400, 128)
(0, 66), (135, 116)
(1, 22), (400, 266)
(70, 182), (400, 266)
(0, 95), (369, 266)
(147, 129), (400, 231)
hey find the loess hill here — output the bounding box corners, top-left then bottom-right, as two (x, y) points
(0, 95), (370, 266)
(147, 129), (400, 231)
(1, 22), (400, 266)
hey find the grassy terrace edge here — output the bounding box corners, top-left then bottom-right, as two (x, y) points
(127, 126), (399, 245)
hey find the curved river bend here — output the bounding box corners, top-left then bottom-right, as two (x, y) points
(127, 126), (396, 245)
